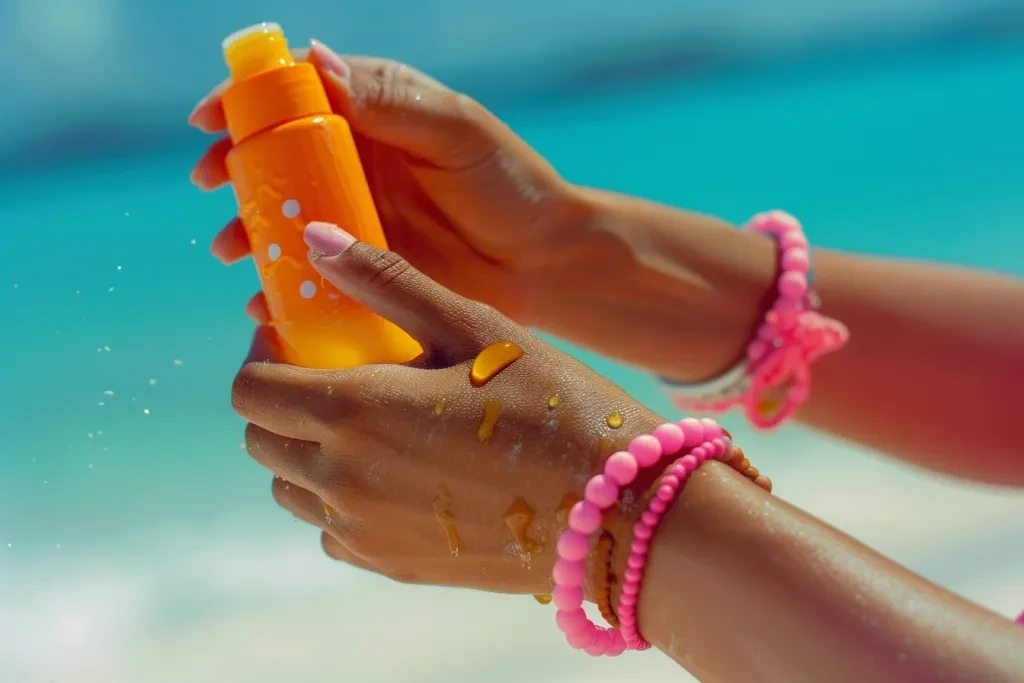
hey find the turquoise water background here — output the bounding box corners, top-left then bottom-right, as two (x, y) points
(1, 39), (1023, 682)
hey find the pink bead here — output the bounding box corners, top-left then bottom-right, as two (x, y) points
(679, 417), (704, 447)
(782, 247), (810, 273)
(626, 554), (645, 570)
(640, 510), (660, 527)
(700, 418), (723, 440)
(779, 231), (807, 250)
(555, 607), (587, 633)
(778, 271), (808, 300)
(655, 484), (675, 501)
(758, 322), (779, 342)
(624, 568), (642, 584)
(649, 496), (668, 514)
(584, 475), (619, 510)
(653, 422), (685, 455)
(606, 631), (628, 657)
(708, 437), (726, 457)
(568, 501), (601, 534)
(628, 434), (663, 467)
(660, 474), (680, 490)
(748, 339), (768, 360)
(552, 559), (585, 587)
(630, 539), (648, 555)
(603, 451), (638, 486)
(788, 383), (810, 402)
(622, 582), (639, 596)
(633, 522), (653, 540)
(680, 453), (699, 471)
(566, 624), (598, 649)
(557, 530), (590, 562)
(552, 585), (584, 609)
(619, 612), (636, 626)
(690, 446), (707, 461)
(619, 592), (637, 607)
(720, 435), (733, 452)
(585, 627), (613, 656)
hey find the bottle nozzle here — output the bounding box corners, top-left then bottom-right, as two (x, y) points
(222, 22), (294, 81)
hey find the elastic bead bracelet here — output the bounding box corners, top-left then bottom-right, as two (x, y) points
(552, 416), (758, 656)
(660, 211), (849, 429)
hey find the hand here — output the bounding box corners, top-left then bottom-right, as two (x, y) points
(231, 222), (665, 595)
(189, 40), (588, 324)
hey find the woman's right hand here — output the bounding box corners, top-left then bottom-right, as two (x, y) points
(189, 40), (591, 325)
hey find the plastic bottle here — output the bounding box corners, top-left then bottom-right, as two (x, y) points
(219, 22), (421, 368)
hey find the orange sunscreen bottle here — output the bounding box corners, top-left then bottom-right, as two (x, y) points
(220, 22), (422, 368)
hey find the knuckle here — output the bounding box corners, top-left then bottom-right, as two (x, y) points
(231, 362), (266, 412)
(369, 61), (410, 111)
(365, 249), (413, 289)
(242, 421), (262, 455)
(323, 485), (371, 519)
(270, 476), (292, 506)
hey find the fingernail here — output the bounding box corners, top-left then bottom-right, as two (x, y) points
(304, 222), (355, 256)
(310, 39), (350, 81)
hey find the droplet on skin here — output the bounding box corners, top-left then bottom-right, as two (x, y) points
(432, 486), (460, 557)
(533, 594), (552, 605)
(547, 395), (560, 409)
(606, 412), (624, 429)
(433, 399), (447, 416)
(299, 281), (317, 298)
(503, 497), (543, 555)
(470, 341), (524, 387)
(477, 400), (502, 440)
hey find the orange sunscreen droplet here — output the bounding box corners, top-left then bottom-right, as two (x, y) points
(533, 593), (553, 605)
(606, 412), (624, 429)
(433, 398), (447, 416)
(432, 486), (460, 557)
(470, 341), (524, 387)
(503, 497), (543, 555)
(547, 394), (560, 409)
(556, 492), (582, 525)
(478, 400), (501, 441)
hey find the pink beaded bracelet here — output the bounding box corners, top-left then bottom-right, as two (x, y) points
(552, 416), (732, 656)
(661, 211), (849, 429)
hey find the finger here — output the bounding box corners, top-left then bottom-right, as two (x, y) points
(270, 479), (377, 572)
(234, 334), (345, 441)
(248, 425), (323, 484)
(321, 531), (377, 571)
(303, 222), (513, 356)
(309, 41), (495, 169)
(211, 217), (251, 264)
(245, 292), (270, 324)
(189, 48), (311, 132)
(190, 137), (233, 190)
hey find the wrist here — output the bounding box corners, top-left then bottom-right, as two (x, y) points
(527, 186), (779, 381)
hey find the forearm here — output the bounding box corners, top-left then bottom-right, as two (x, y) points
(619, 462), (1024, 683)
(539, 188), (1024, 484)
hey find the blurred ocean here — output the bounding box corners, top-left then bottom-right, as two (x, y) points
(1, 21), (1024, 683)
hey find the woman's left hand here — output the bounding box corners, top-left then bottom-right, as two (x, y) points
(233, 222), (664, 596)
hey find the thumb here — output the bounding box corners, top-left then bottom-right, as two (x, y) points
(303, 221), (504, 356)
(308, 40), (493, 169)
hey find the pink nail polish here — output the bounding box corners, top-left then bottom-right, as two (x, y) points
(304, 221), (355, 256)
(310, 39), (350, 80)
